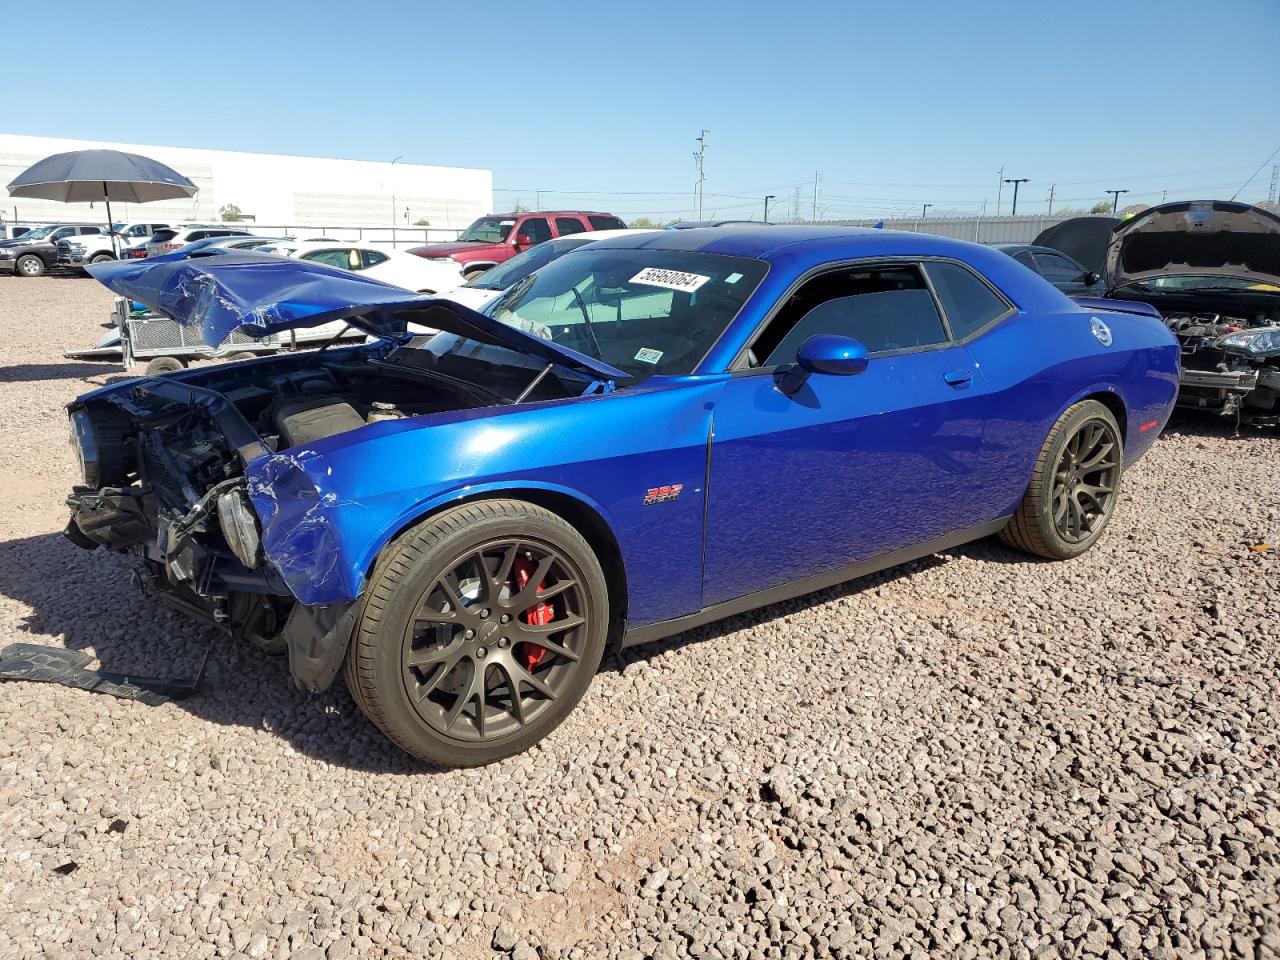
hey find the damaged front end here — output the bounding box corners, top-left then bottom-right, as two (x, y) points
(65, 371), (358, 691)
(67, 252), (629, 692)
(1104, 200), (1280, 424)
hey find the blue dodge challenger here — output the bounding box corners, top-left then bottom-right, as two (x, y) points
(68, 227), (1179, 765)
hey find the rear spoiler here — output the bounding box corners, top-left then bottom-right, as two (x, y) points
(1070, 296), (1162, 320)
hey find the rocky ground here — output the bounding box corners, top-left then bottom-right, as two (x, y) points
(0, 274), (1276, 960)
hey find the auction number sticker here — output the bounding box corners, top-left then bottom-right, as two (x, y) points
(630, 267), (711, 293)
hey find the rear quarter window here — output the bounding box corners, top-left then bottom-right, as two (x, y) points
(588, 215), (626, 231)
(925, 261), (1013, 340)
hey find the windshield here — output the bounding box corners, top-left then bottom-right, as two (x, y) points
(20, 225), (54, 240)
(433, 248), (768, 380)
(458, 217), (516, 243)
(466, 237), (589, 291)
(1121, 275), (1280, 293)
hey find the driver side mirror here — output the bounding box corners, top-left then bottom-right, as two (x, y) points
(1082, 271), (1100, 286)
(777, 334), (869, 395)
(514, 233), (536, 248)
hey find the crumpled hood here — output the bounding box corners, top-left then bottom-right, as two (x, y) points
(85, 250), (626, 381)
(1106, 200), (1280, 291)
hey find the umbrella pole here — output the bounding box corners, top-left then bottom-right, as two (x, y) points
(104, 183), (117, 257)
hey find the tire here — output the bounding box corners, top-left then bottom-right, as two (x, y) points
(224, 352), (258, 362)
(1000, 399), (1124, 560)
(462, 266), (489, 282)
(343, 500), (609, 767)
(90, 253), (114, 264)
(143, 356), (185, 375)
(15, 254), (44, 277)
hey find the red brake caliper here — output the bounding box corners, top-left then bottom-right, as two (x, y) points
(512, 555), (554, 671)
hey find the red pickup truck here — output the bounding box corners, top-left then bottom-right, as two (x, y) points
(409, 211), (626, 279)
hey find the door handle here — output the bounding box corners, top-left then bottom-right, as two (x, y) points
(943, 369), (973, 387)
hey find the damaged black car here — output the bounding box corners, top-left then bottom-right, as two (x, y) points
(1104, 200), (1280, 425)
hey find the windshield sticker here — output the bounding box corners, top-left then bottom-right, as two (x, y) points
(634, 347), (664, 364)
(630, 267), (711, 293)
(725, 272), (743, 284)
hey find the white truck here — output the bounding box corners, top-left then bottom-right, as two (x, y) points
(55, 222), (170, 269)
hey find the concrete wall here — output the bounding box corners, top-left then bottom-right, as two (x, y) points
(0, 133), (492, 231)
(821, 215), (1073, 245)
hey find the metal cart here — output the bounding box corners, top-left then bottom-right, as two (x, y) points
(114, 297), (282, 375)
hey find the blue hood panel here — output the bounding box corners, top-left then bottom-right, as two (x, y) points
(85, 251), (626, 381)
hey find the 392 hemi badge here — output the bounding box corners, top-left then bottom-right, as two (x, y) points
(643, 483), (684, 505)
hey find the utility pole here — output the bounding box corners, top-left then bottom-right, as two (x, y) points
(996, 166), (1004, 216)
(812, 171), (821, 221)
(1106, 189), (1128, 212)
(790, 186), (801, 221)
(693, 130), (709, 220)
(763, 194), (776, 222)
(1047, 183), (1055, 216)
(535, 188), (543, 211)
(921, 203), (931, 219)
(390, 155), (402, 226)
(1004, 178), (1029, 216)
(1269, 164), (1278, 205)
(1162, 190), (1168, 203)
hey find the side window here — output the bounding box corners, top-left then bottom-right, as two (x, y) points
(361, 249), (389, 268)
(924, 261), (1012, 340)
(517, 217), (552, 244)
(588, 215), (626, 231)
(81, 226), (103, 235)
(555, 217), (586, 237)
(1013, 251), (1037, 270)
(1033, 252), (1085, 283)
(301, 248), (359, 270)
(187, 231), (209, 241)
(52, 227), (74, 239)
(753, 264), (948, 366)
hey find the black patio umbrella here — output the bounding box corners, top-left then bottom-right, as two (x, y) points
(6, 149), (197, 255)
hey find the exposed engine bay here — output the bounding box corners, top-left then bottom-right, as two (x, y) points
(1152, 303), (1280, 422)
(63, 341), (582, 667)
(1103, 200), (1280, 425)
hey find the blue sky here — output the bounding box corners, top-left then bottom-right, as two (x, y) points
(10, 0), (1278, 221)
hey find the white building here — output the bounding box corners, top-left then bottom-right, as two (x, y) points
(0, 133), (492, 235)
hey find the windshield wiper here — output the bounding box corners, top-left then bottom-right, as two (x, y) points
(569, 286), (604, 359)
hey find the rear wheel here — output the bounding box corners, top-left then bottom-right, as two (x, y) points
(143, 356), (185, 375)
(15, 254), (44, 277)
(1000, 399), (1123, 560)
(343, 500), (608, 767)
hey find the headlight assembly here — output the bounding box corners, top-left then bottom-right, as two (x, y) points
(217, 487), (262, 569)
(68, 410), (100, 486)
(1219, 328), (1280, 357)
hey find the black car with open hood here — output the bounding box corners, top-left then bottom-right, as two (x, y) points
(1103, 200), (1280, 424)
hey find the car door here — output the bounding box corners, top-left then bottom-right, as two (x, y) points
(513, 216), (552, 251)
(702, 260), (994, 606)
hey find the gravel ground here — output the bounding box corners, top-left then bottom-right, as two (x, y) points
(0, 274), (1277, 960)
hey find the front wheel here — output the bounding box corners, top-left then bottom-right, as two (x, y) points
(343, 500), (609, 767)
(1000, 399), (1123, 560)
(90, 253), (114, 264)
(15, 254), (44, 277)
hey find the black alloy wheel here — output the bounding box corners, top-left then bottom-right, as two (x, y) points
(402, 537), (588, 741)
(343, 500), (608, 767)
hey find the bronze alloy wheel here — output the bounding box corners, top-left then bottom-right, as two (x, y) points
(1000, 399), (1125, 560)
(1051, 417), (1121, 544)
